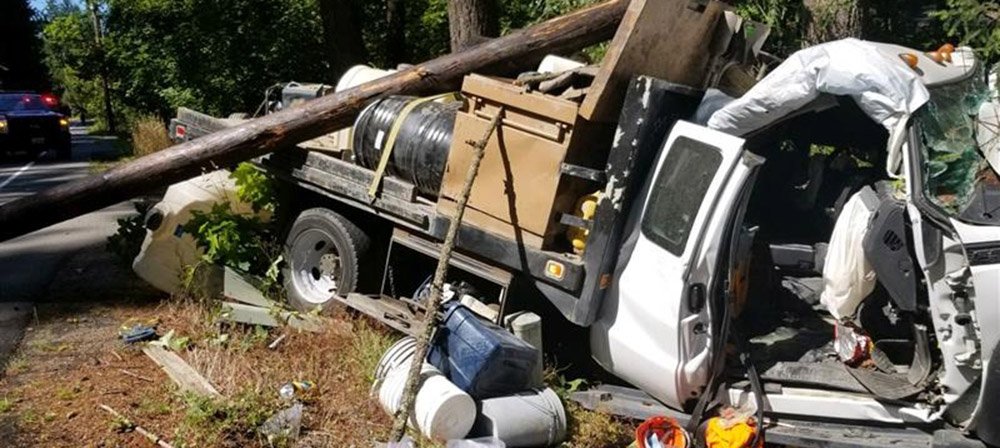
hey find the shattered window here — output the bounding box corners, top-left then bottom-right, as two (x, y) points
(916, 69), (997, 218)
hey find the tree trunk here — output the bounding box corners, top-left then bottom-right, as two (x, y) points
(385, 0), (408, 65)
(88, 0), (116, 134)
(447, 0), (499, 52)
(804, 0), (866, 45)
(318, 0), (368, 76)
(0, 0), (629, 243)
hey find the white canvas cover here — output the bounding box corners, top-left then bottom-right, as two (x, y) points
(820, 187), (879, 321)
(708, 38), (931, 175)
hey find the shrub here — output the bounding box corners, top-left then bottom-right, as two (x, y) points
(130, 115), (172, 157)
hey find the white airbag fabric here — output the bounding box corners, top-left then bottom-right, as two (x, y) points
(820, 188), (878, 321)
(708, 38), (930, 175)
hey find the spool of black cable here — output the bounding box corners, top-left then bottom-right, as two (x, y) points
(353, 95), (460, 197)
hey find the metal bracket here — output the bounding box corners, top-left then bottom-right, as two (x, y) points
(560, 163), (606, 183)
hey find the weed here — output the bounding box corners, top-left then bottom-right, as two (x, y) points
(346, 320), (396, 385)
(6, 354), (28, 375)
(176, 389), (280, 446)
(21, 409), (37, 424)
(138, 397), (172, 417)
(131, 115), (173, 157)
(107, 200), (154, 268)
(55, 387), (78, 401)
(0, 397), (13, 413)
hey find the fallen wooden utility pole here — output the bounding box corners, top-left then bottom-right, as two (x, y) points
(0, 0), (628, 243)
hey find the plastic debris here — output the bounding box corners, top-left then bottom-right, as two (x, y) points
(120, 324), (157, 344)
(259, 403), (303, 444)
(834, 323), (873, 366)
(278, 380), (315, 401)
(705, 407), (763, 448)
(385, 436), (415, 448)
(634, 416), (689, 448)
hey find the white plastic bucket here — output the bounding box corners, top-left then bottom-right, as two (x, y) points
(473, 388), (567, 447)
(379, 361), (476, 441)
(375, 337), (416, 382)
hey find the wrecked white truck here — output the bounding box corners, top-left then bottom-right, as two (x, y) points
(150, 38), (1000, 446)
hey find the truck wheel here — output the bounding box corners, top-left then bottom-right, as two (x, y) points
(283, 208), (369, 313)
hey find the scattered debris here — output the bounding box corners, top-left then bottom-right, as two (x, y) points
(219, 302), (324, 333)
(259, 402), (304, 445)
(120, 369), (155, 383)
(98, 403), (175, 448)
(634, 416), (689, 448)
(141, 345), (221, 398)
(267, 334), (287, 350)
(223, 266), (274, 308)
(121, 324), (157, 344)
(278, 380), (315, 401)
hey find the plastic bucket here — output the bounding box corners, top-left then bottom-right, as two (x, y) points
(472, 388), (567, 447)
(379, 360), (476, 441)
(375, 337), (416, 382)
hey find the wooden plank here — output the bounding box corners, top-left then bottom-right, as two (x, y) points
(219, 302), (325, 333)
(579, 0), (727, 123)
(142, 345), (222, 398)
(340, 293), (421, 337)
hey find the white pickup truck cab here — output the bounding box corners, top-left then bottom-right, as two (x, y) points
(592, 39), (1000, 445)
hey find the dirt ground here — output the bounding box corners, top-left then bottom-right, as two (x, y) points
(0, 243), (635, 447)
(0, 245), (393, 447)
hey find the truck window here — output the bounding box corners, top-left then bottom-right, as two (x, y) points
(642, 136), (723, 256)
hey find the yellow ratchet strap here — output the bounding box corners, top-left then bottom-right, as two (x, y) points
(367, 92), (460, 201)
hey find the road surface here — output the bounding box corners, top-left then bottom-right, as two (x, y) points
(0, 124), (134, 362)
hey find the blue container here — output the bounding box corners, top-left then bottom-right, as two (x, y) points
(429, 304), (539, 399)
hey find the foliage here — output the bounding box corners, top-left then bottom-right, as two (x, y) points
(175, 391), (282, 447)
(106, 200), (153, 268)
(0, 0), (49, 91)
(184, 163), (280, 281)
(932, 0), (1000, 64)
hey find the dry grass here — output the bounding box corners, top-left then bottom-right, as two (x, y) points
(130, 115), (172, 157)
(0, 244), (635, 447)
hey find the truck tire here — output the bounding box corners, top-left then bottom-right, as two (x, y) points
(283, 208), (369, 313)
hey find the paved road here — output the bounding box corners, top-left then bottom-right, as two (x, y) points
(0, 125), (134, 361)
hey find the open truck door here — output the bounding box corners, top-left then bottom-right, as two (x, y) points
(591, 121), (761, 409)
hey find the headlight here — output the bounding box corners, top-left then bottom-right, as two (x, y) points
(59, 118), (69, 129)
(0, 118), (7, 134)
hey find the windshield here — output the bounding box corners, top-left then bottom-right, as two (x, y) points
(0, 95), (50, 112)
(915, 70), (1000, 224)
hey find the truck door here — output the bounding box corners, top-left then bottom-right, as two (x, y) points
(590, 121), (760, 409)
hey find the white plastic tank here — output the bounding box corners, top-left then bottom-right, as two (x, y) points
(378, 359), (476, 441)
(327, 65), (397, 151)
(132, 170), (256, 295)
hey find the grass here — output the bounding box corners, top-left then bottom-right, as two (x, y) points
(130, 115), (173, 158)
(0, 397), (13, 413)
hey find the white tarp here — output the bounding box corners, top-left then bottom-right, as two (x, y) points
(708, 38), (931, 176)
(820, 187), (879, 321)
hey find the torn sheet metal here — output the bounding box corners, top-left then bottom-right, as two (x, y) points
(707, 39), (935, 175)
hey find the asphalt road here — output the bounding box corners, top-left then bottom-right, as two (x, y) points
(0, 124), (134, 361)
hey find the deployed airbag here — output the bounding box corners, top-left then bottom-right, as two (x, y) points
(707, 39), (930, 175)
(820, 187), (879, 321)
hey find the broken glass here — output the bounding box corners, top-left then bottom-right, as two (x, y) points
(916, 68), (997, 216)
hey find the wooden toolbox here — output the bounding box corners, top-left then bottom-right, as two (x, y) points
(437, 74), (613, 250)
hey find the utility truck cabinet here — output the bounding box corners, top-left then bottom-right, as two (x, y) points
(437, 74), (614, 251)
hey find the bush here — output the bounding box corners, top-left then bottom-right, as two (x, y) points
(130, 115), (173, 157)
